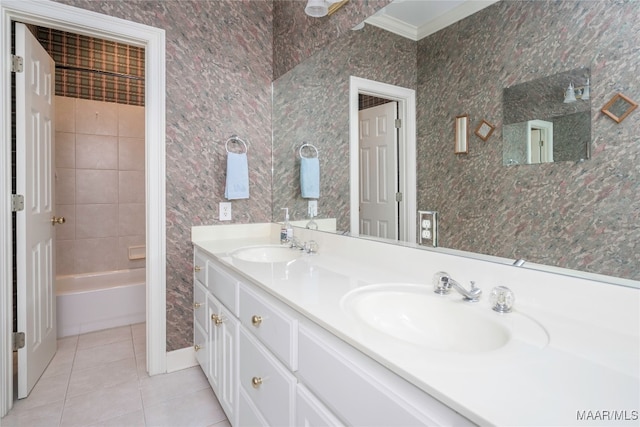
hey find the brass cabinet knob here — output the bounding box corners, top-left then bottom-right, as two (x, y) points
(211, 313), (223, 326)
(194, 344), (201, 352)
(51, 216), (65, 225)
(251, 376), (263, 389)
(193, 302), (201, 309)
(194, 265), (201, 272)
(251, 315), (262, 327)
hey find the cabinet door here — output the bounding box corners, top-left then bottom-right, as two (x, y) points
(208, 293), (239, 426)
(297, 384), (344, 427)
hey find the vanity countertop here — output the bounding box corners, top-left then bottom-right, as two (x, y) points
(192, 223), (640, 426)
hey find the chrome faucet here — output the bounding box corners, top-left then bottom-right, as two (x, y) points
(433, 272), (482, 302)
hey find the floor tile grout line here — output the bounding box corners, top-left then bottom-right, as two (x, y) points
(59, 335), (79, 427)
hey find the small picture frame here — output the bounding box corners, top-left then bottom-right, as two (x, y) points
(601, 93), (638, 123)
(474, 119), (495, 141)
(454, 114), (469, 154)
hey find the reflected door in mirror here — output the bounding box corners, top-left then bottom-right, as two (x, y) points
(359, 102), (399, 239)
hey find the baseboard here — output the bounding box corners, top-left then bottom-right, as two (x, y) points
(166, 346), (198, 373)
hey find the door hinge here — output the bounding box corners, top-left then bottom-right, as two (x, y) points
(11, 194), (25, 212)
(13, 332), (25, 351)
(394, 119), (402, 128)
(11, 55), (24, 73)
(395, 192), (403, 202)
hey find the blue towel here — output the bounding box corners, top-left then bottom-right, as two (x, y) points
(225, 152), (249, 200)
(300, 156), (320, 199)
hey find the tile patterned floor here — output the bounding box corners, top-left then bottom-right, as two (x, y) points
(1, 324), (229, 427)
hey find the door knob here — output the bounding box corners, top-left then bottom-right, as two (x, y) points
(51, 216), (66, 225)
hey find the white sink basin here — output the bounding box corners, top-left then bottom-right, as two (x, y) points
(230, 245), (302, 263)
(341, 284), (547, 354)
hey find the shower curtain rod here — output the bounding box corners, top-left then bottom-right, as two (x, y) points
(56, 64), (144, 81)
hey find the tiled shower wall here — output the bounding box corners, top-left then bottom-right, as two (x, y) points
(55, 96), (145, 276)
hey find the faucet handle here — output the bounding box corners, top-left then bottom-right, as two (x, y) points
(490, 286), (515, 313)
(304, 240), (319, 254)
(433, 271), (451, 295)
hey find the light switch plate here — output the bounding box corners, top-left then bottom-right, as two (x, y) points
(219, 202), (232, 221)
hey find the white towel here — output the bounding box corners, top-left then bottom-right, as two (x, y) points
(300, 156), (320, 199)
(225, 152), (249, 200)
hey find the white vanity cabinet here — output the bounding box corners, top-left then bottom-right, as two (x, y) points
(193, 245), (471, 427)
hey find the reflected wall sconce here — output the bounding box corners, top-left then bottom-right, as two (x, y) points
(305, 0), (349, 17)
(563, 79), (590, 103)
(455, 114), (469, 154)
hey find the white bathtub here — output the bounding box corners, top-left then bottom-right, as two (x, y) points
(56, 268), (146, 338)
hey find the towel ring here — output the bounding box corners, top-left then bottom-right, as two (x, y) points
(299, 143), (319, 159)
(225, 136), (248, 154)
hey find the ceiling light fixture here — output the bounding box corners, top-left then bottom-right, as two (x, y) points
(305, 0), (349, 18)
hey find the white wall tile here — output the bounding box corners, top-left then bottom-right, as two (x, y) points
(74, 237), (118, 274)
(55, 204), (75, 241)
(76, 135), (118, 170)
(56, 132), (75, 169)
(119, 171), (145, 203)
(118, 104), (145, 138)
(76, 204), (118, 239)
(118, 137), (145, 171)
(55, 96), (76, 133)
(118, 203), (145, 236)
(56, 168), (76, 206)
(75, 99), (118, 136)
(76, 170), (118, 204)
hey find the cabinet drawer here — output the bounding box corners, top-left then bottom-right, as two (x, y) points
(207, 261), (239, 316)
(298, 324), (472, 427)
(239, 328), (295, 427)
(239, 285), (297, 370)
(193, 280), (207, 331)
(194, 249), (207, 285)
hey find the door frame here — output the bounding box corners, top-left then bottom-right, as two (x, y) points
(0, 0), (167, 416)
(349, 76), (416, 242)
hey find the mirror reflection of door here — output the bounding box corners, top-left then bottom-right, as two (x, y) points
(527, 119), (553, 164)
(358, 100), (399, 239)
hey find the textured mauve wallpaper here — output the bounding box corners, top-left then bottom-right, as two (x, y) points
(417, 0), (640, 279)
(54, 0), (273, 351)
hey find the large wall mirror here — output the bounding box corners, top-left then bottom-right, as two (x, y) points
(272, 0), (640, 285)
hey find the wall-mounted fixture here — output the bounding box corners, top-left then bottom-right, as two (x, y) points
(454, 114), (469, 154)
(305, 0), (348, 18)
(601, 92), (638, 123)
(563, 79), (590, 103)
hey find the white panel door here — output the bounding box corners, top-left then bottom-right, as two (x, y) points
(15, 22), (57, 398)
(359, 102), (398, 239)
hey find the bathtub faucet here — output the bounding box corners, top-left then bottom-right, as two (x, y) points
(433, 271), (482, 302)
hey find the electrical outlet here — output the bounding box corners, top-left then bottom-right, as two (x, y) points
(308, 200), (318, 217)
(219, 202), (232, 221)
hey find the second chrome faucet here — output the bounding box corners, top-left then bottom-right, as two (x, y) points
(433, 271), (482, 302)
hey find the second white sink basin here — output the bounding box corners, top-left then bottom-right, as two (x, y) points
(230, 245), (302, 263)
(341, 284), (547, 354)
